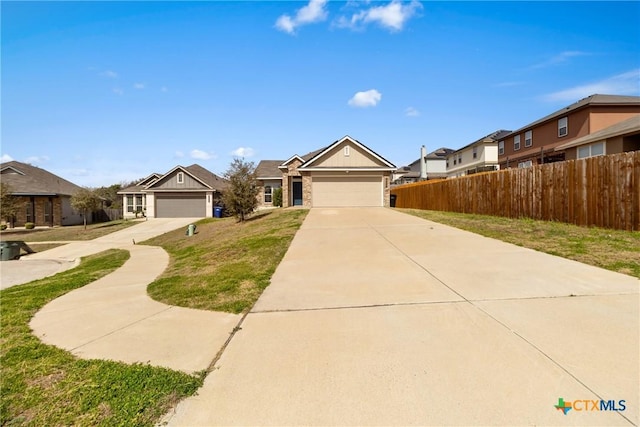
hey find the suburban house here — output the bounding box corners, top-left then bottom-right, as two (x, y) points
(118, 164), (228, 218)
(498, 94), (640, 169)
(445, 130), (511, 178)
(117, 173), (161, 218)
(0, 161), (88, 227)
(255, 136), (396, 208)
(393, 146), (454, 185)
(555, 114), (640, 160)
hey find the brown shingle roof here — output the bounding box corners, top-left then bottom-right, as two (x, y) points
(184, 164), (229, 190)
(255, 160), (283, 178)
(0, 161), (83, 196)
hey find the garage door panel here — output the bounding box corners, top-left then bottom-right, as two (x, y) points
(156, 193), (206, 217)
(312, 176), (382, 207)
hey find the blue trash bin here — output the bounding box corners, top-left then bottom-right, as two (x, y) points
(214, 206), (223, 218)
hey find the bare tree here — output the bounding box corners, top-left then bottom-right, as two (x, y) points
(222, 158), (259, 222)
(0, 183), (21, 227)
(70, 188), (101, 229)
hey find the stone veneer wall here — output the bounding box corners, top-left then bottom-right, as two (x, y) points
(302, 174), (312, 207)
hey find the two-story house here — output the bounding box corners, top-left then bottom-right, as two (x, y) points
(446, 130), (511, 178)
(393, 147), (454, 184)
(498, 94), (640, 169)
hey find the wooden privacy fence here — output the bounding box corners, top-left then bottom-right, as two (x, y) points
(391, 151), (640, 231)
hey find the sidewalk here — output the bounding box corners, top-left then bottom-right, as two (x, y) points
(16, 218), (240, 373)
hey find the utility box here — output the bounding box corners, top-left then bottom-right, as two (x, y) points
(186, 224), (197, 236)
(0, 241), (21, 261)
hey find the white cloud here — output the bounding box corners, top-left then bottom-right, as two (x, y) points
(337, 0), (422, 32)
(133, 83), (145, 90)
(1, 154), (14, 162)
(275, 0), (328, 34)
(190, 149), (217, 160)
(100, 70), (118, 79)
(24, 155), (50, 164)
(348, 89), (382, 107)
(531, 51), (590, 69)
(405, 107), (420, 117)
(231, 147), (256, 158)
(541, 69), (640, 102)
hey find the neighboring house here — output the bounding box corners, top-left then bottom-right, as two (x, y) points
(117, 173), (161, 219)
(498, 94), (640, 169)
(555, 114), (640, 160)
(445, 130), (511, 178)
(393, 147), (454, 184)
(118, 164), (228, 218)
(0, 161), (88, 227)
(256, 135), (396, 208)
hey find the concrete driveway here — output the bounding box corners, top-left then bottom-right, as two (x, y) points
(167, 208), (639, 426)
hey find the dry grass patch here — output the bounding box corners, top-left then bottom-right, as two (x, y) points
(0, 220), (138, 242)
(143, 209), (308, 313)
(400, 209), (640, 279)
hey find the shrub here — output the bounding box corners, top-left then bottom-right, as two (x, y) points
(273, 188), (283, 207)
(1, 224), (7, 230)
(25, 222), (35, 229)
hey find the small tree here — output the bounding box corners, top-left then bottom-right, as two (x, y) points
(222, 158), (259, 222)
(71, 188), (101, 229)
(0, 183), (20, 227)
(273, 187), (283, 207)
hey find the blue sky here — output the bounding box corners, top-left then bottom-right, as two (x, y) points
(2, 1), (639, 187)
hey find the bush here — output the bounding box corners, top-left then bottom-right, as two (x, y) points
(273, 188), (283, 207)
(25, 222), (35, 229)
(1, 224), (7, 230)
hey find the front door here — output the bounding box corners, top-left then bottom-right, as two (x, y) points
(292, 181), (303, 206)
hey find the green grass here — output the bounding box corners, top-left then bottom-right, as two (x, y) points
(400, 209), (640, 279)
(0, 250), (204, 426)
(144, 209), (308, 314)
(0, 220), (138, 243)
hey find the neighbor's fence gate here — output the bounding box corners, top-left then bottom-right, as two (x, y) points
(391, 151), (639, 231)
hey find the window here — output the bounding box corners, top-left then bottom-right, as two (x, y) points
(127, 195), (134, 213)
(577, 142), (605, 159)
(514, 135), (521, 151)
(135, 195), (143, 212)
(446, 161), (449, 168)
(458, 154), (462, 163)
(177, 172), (184, 184)
(518, 160), (533, 168)
(558, 117), (568, 137)
(453, 159), (457, 165)
(26, 198), (34, 223)
(344, 146), (350, 156)
(498, 141), (504, 155)
(44, 198), (53, 224)
(473, 146), (478, 159)
(525, 130), (532, 147)
(264, 186), (272, 203)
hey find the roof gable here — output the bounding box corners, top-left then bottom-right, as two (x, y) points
(146, 165), (212, 190)
(299, 136), (396, 170)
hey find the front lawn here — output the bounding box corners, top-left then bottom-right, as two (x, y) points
(0, 220), (138, 242)
(144, 208), (308, 313)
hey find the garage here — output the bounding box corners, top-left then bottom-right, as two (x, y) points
(155, 193), (206, 218)
(311, 175), (382, 207)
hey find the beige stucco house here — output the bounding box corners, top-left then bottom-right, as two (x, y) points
(446, 130), (511, 178)
(256, 136), (396, 208)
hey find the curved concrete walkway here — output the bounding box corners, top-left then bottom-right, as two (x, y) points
(26, 218), (240, 373)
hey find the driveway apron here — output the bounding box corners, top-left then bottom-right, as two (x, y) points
(166, 208), (639, 426)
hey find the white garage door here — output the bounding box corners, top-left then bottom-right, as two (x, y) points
(312, 176), (382, 207)
(156, 193), (206, 217)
